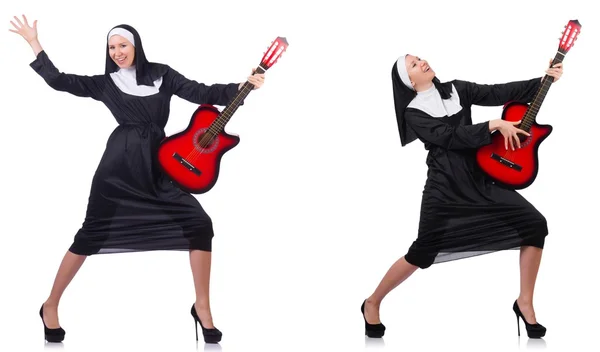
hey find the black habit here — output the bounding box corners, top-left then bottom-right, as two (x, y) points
(392, 62), (548, 268)
(30, 26), (240, 255)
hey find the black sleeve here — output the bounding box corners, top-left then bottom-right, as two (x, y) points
(29, 50), (104, 101)
(162, 66), (241, 106)
(452, 77), (542, 107)
(405, 108), (492, 150)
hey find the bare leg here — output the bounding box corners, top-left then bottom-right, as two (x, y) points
(190, 249), (215, 329)
(43, 250), (87, 329)
(364, 256), (419, 324)
(517, 246), (543, 324)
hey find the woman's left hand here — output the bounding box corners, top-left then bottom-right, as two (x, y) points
(239, 68), (265, 90)
(545, 59), (563, 82)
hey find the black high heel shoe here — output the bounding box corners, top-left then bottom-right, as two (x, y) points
(39, 304), (65, 343)
(513, 300), (546, 338)
(191, 304), (222, 344)
(361, 300), (385, 338)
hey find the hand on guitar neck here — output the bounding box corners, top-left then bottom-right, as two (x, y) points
(239, 68), (265, 91)
(542, 59), (564, 82)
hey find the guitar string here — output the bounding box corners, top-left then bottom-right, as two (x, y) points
(184, 81), (255, 162)
(178, 45), (285, 164)
(490, 40), (576, 179)
(185, 87), (250, 163)
(186, 81), (255, 160)
(196, 61), (276, 145)
(208, 82), (256, 133)
(484, 43), (574, 182)
(521, 80), (551, 130)
(522, 50), (563, 128)
(520, 60), (559, 130)
(488, 56), (568, 183)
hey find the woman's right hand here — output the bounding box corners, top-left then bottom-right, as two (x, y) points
(9, 15), (38, 43)
(489, 119), (531, 151)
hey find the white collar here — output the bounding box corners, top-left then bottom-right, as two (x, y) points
(416, 83), (437, 96)
(408, 83), (462, 118)
(109, 66), (163, 97)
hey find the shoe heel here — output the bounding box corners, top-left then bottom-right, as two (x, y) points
(361, 300), (386, 338)
(39, 304), (65, 343)
(191, 303), (222, 344)
(512, 300), (546, 339)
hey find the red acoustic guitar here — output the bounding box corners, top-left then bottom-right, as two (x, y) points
(476, 20), (581, 189)
(157, 37), (288, 194)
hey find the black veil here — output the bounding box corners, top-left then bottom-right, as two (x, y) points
(105, 24), (167, 86)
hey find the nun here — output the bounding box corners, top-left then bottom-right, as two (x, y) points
(360, 53), (563, 339)
(10, 15), (265, 344)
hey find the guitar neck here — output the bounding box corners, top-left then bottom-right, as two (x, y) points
(521, 52), (564, 130)
(209, 66), (266, 132)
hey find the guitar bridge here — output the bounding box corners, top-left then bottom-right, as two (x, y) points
(490, 153), (522, 172)
(173, 153), (201, 176)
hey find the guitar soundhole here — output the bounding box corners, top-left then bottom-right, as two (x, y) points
(518, 131), (533, 148)
(193, 128), (219, 153)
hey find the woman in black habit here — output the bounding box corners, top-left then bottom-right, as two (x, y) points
(361, 53), (563, 339)
(10, 15), (265, 344)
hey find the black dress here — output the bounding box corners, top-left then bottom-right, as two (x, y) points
(403, 78), (548, 269)
(30, 50), (240, 255)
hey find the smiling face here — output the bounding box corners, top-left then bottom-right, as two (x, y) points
(108, 35), (135, 69)
(404, 54), (435, 91)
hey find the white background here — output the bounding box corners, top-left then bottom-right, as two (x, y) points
(0, 0), (598, 351)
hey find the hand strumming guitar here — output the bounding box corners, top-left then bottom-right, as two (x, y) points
(488, 119), (530, 151)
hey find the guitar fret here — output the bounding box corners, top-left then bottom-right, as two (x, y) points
(208, 71), (263, 133)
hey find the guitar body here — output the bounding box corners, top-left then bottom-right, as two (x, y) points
(475, 102), (552, 189)
(157, 104), (240, 194)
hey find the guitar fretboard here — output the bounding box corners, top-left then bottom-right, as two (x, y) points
(521, 51), (565, 131)
(206, 66), (267, 136)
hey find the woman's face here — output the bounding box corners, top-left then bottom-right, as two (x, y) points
(108, 35), (135, 69)
(405, 54), (435, 90)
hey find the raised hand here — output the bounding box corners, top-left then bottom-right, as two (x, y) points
(9, 15), (38, 43)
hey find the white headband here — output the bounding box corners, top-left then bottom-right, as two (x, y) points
(108, 28), (135, 47)
(396, 55), (414, 91)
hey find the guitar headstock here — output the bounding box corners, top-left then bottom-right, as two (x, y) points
(259, 37), (289, 71)
(558, 19), (581, 54)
